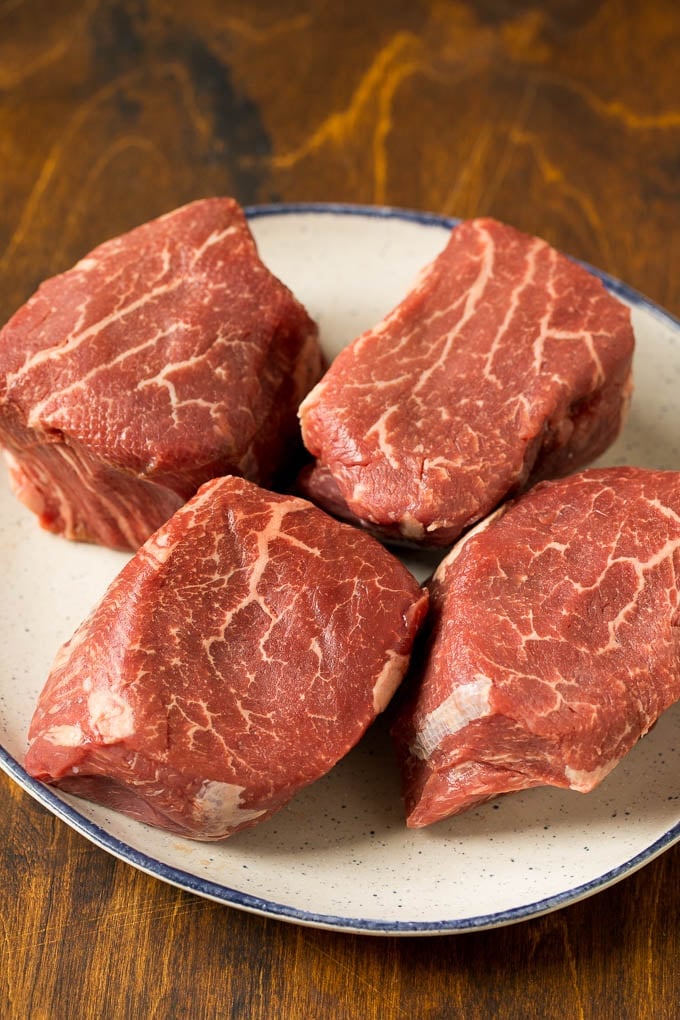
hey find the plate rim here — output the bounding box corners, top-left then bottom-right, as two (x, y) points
(2, 737), (678, 935)
(245, 201), (680, 330)
(1, 201), (679, 936)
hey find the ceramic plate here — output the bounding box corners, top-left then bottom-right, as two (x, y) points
(1, 205), (679, 936)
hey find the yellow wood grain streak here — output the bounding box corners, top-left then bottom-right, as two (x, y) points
(495, 57), (680, 134)
(508, 126), (613, 264)
(267, 32), (428, 202)
(212, 12), (313, 44)
(0, 58), (217, 274)
(52, 136), (171, 258)
(439, 126), (494, 215)
(488, 5), (680, 132)
(372, 55), (426, 204)
(8, 896), (216, 953)
(557, 914), (587, 1020)
(475, 78), (540, 213)
(0, 896), (14, 1006)
(0, 0), (97, 90)
(0, 68), (150, 273)
(297, 929), (412, 1019)
(559, 75), (680, 132)
(645, 865), (663, 1010)
(0, 34), (69, 89)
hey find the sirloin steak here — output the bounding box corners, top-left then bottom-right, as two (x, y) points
(0, 197), (322, 551)
(392, 467), (680, 827)
(25, 475), (428, 841)
(299, 218), (634, 547)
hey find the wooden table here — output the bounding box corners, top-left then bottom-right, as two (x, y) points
(1, 2), (678, 1017)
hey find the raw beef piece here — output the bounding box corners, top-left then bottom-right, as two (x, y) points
(0, 197), (322, 551)
(299, 218), (634, 548)
(392, 467), (680, 827)
(25, 475), (428, 841)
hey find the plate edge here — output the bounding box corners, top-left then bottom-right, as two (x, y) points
(1, 201), (679, 936)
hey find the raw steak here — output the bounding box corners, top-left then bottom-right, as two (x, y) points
(25, 475), (428, 841)
(392, 467), (680, 827)
(299, 218), (634, 547)
(0, 197), (322, 551)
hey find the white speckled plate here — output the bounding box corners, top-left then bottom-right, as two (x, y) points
(1, 205), (679, 935)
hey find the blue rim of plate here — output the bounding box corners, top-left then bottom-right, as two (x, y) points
(246, 202), (680, 332)
(1, 202), (679, 936)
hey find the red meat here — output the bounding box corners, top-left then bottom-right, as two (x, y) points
(392, 467), (680, 826)
(0, 198), (322, 550)
(25, 475), (428, 841)
(299, 218), (634, 547)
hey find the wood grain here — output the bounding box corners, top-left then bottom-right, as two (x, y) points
(1, 1), (679, 1018)
(2, 767), (678, 1020)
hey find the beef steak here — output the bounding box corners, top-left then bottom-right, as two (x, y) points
(0, 197), (322, 550)
(25, 475), (428, 841)
(299, 218), (634, 547)
(392, 467), (680, 827)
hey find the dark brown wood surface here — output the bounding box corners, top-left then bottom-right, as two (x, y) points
(1, 2), (678, 1017)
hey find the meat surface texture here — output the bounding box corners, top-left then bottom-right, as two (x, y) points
(391, 467), (680, 827)
(0, 197), (322, 550)
(25, 475), (428, 841)
(299, 218), (634, 547)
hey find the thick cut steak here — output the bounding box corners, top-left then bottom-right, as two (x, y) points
(392, 467), (680, 827)
(0, 197), (322, 550)
(25, 475), (428, 841)
(299, 218), (634, 547)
